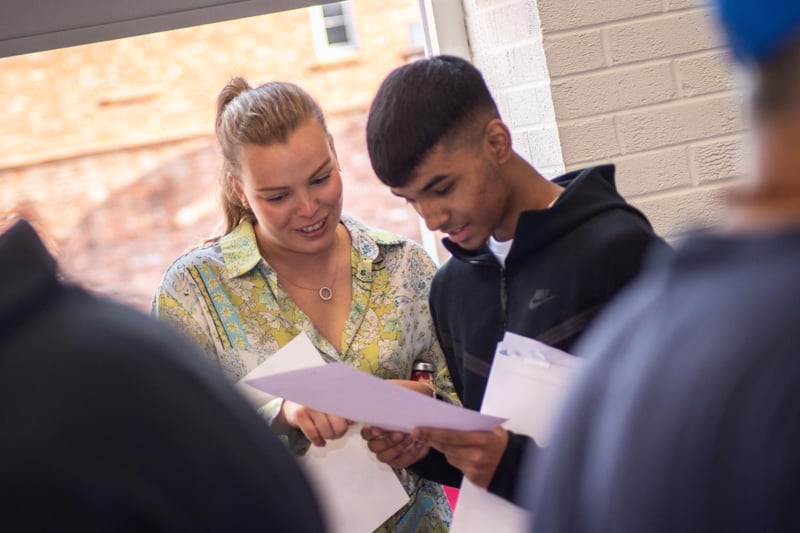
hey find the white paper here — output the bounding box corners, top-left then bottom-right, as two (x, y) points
(235, 333), (328, 408)
(300, 425), (410, 533)
(245, 361), (506, 432)
(236, 333), (409, 532)
(451, 332), (584, 533)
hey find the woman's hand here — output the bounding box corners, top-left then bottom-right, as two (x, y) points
(281, 400), (351, 447)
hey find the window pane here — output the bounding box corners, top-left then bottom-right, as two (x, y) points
(322, 3), (343, 18)
(326, 25), (349, 45)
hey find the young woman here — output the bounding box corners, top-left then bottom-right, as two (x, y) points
(153, 78), (454, 532)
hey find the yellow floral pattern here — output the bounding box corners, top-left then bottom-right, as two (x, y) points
(153, 215), (454, 532)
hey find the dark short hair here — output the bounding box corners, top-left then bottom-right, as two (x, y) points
(366, 55), (499, 187)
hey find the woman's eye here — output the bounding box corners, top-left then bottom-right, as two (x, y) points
(311, 174), (331, 186)
(265, 194), (287, 203)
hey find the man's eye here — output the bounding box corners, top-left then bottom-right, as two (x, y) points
(434, 184), (453, 196)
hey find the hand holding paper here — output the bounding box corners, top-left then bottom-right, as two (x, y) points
(361, 425), (432, 469)
(281, 400), (352, 447)
(412, 425), (509, 489)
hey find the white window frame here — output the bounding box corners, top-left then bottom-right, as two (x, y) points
(309, 1), (359, 62)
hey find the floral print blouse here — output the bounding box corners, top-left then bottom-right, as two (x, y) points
(153, 215), (454, 533)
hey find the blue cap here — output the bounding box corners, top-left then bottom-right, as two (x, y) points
(714, 0), (800, 63)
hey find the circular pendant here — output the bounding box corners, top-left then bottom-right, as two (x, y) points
(319, 286), (333, 301)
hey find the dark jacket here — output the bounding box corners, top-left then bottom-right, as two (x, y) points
(413, 165), (669, 501)
(0, 219), (326, 532)
(527, 228), (800, 532)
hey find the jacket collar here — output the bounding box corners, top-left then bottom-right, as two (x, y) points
(442, 165), (636, 266)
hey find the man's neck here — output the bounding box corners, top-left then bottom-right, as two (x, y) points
(493, 154), (563, 241)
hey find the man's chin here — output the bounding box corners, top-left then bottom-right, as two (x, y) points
(450, 235), (485, 251)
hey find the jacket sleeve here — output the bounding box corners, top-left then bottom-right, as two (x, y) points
(408, 449), (464, 487)
(487, 431), (535, 503)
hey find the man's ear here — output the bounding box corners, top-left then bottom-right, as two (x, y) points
(485, 118), (512, 164)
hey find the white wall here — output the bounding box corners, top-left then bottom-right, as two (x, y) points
(461, 0), (750, 239)
(463, 0), (566, 179)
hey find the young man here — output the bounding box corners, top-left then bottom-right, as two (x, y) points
(0, 218), (326, 532)
(361, 55), (668, 502)
(525, 1), (800, 531)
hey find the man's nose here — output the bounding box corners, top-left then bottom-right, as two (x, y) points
(417, 200), (446, 232)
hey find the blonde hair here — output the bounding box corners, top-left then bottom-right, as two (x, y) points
(213, 77), (328, 237)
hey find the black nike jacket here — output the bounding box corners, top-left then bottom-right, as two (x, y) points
(410, 164), (670, 502)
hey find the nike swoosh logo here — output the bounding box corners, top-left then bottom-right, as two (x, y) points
(529, 290), (555, 310)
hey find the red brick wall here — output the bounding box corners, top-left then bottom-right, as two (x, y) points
(0, 1), (424, 310)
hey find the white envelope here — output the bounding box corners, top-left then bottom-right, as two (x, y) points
(451, 332), (584, 533)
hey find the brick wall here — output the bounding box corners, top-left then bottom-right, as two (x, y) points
(0, 0), (423, 170)
(464, 0), (566, 179)
(462, 0), (750, 239)
(0, 0), (423, 310)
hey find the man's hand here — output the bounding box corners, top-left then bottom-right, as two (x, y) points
(360, 425), (430, 468)
(412, 425), (509, 489)
(281, 400), (351, 447)
(357, 379), (437, 468)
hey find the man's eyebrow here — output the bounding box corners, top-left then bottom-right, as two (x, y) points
(254, 159), (330, 192)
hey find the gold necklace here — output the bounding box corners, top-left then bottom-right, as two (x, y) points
(275, 234), (341, 302)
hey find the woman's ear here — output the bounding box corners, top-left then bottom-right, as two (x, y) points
(485, 118), (513, 164)
(228, 174), (248, 208)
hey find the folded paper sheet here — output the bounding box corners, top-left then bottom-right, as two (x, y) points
(451, 332), (585, 533)
(235, 333), (328, 408)
(237, 333), (409, 533)
(245, 361), (506, 433)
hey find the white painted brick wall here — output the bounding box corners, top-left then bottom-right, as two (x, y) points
(536, 0), (663, 32)
(605, 10), (718, 65)
(463, 0), (565, 178)
(461, 0), (750, 238)
(544, 30), (605, 77)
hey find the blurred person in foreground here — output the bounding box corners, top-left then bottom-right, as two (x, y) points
(0, 218), (325, 532)
(360, 55), (667, 503)
(152, 78), (455, 532)
(525, 1), (800, 531)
